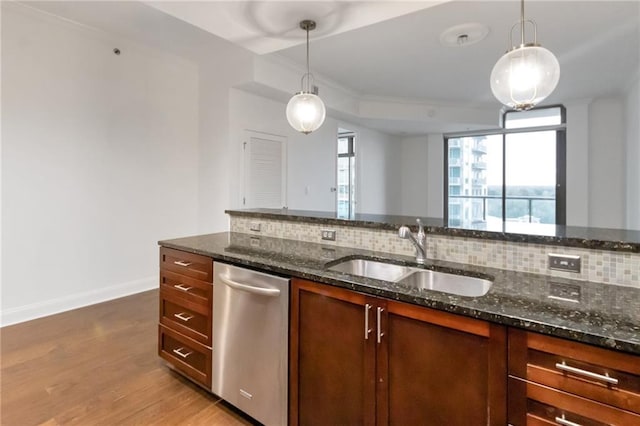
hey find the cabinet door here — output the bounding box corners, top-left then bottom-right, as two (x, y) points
(383, 300), (507, 426)
(290, 279), (377, 426)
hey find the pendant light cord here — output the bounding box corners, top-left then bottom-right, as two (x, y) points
(306, 26), (310, 93)
(520, 0), (525, 46)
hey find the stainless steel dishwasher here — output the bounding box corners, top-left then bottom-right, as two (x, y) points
(212, 262), (289, 426)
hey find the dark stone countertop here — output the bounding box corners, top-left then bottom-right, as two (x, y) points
(159, 232), (640, 355)
(226, 208), (640, 253)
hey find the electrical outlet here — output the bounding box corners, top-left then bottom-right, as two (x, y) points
(249, 222), (261, 232)
(250, 237), (261, 247)
(548, 282), (581, 303)
(548, 253), (581, 273)
(321, 229), (336, 241)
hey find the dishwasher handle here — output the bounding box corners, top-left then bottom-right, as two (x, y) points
(218, 274), (281, 297)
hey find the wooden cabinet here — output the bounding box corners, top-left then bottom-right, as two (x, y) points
(290, 278), (507, 426)
(158, 247), (214, 389)
(508, 328), (640, 425)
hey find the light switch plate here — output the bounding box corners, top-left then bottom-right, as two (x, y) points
(548, 253), (581, 273)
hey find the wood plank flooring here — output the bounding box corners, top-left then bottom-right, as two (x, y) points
(0, 290), (256, 425)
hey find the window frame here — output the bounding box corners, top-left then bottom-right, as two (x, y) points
(443, 105), (566, 227)
(337, 132), (356, 218)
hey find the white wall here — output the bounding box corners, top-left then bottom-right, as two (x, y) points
(550, 99), (630, 229)
(565, 101), (590, 227)
(1, 4), (200, 325)
(399, 136), (429, 216)
(356, 127), (401, 215)
(625, 78), (640, 230)
(396, 134), (443, 219)
(588, 97), (626, 228)
(426, 134), (445, 219)
(197, 55), (253, 233)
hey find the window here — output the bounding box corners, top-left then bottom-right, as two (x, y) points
(444, 106), (566, 228)
(337, 131), (356, 219)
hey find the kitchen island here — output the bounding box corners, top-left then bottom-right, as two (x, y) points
(158, 231), (640, 425)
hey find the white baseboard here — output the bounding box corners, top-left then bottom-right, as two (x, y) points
(0, 276), (158, 327)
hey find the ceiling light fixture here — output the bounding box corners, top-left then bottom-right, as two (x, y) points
(286, 20), (326, 134)
(490, 0), (560, 111)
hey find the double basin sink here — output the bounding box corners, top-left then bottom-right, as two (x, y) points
(327, 258), (492, 297)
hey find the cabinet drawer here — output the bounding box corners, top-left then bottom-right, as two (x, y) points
(158, 325), (211, 388)
(509, 329), (640, 414)
(509, 377), (640, 425)
(160, 269), (212, 307)
(160, 247), (213, 282)
(526, 398), (608, 426)
(160, 291), (211, 345)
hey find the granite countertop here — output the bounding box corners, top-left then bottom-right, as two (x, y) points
(159, 232), (640, 355)
(227, 208), (640, 253)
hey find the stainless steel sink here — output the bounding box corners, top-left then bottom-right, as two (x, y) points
(327, 258), (493, 297)
(327, 259), (413, 282)
(396, 270), (492, 297)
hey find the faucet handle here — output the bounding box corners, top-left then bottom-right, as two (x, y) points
(416, 218), (425, 237)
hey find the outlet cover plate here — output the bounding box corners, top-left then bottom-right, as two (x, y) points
(321, 229), (336, 241)
(548, 282), (581, 303)
(548, 253), (581, 273)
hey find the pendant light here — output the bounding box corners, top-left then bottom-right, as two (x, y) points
(286, 20), (326, 134)
(490, 0), (560, 111)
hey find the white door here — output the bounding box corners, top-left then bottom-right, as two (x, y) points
(243, 131), (287, 209)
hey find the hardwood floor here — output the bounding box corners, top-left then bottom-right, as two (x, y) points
(0, 290), (257, 425)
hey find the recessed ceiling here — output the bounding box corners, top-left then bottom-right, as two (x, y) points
(144, 1), (448, 54)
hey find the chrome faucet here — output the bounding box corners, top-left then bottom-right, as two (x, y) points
(398, 218), (427, 264)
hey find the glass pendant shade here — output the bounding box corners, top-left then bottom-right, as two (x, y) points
(287, 20), (325, 134)
(286, 92), (326, 134)
(490, 45), (560, 111)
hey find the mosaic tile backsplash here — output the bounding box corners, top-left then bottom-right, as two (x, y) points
(230, 216), (640, 288)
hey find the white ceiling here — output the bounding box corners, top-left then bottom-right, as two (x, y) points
(20, 0), (640, 134)
(272, 0), (640, 107)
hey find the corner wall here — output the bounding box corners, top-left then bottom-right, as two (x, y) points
(1, 3), (200, 324)
(625, 78), (640, 230)
(588, 97), (625, 228)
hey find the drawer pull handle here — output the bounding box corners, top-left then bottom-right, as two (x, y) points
(174, 284), (193, 292)
(555, 414), (582, 426)
(555, 361), (619, 385)
(172, 347), (193, 359)
(174, 260), (193, 267)
(174, 312), (194, 322)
